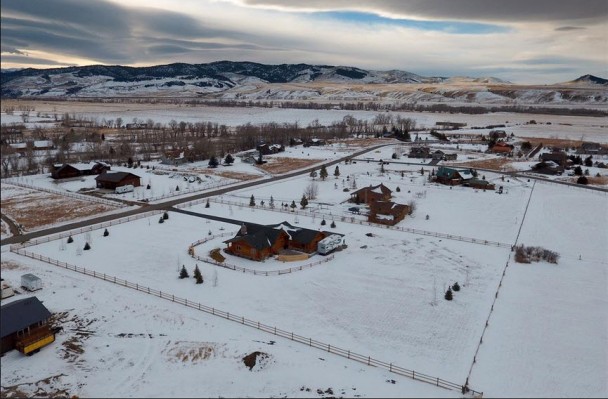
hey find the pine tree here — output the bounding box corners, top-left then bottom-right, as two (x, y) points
(330, 221), (336, 228)
(208, 156), (219, 168)
(319, 165), (328, 180)
(334, 165), (340, 178)
(83, 242), (91, 250)
(300, 194), (308, 209)
(396, 186), (401, 192)
(103, 228), (109, 237)
(146, 184), (151, 189)
(179, 265), (189, 279)
(193, 265), (203, 284)
(452, 282), (460, 291)
(159, 216), (164, 223)
(290, 200), (297, 211)
(205, 199), (210, 208)
(321, 219), (326, 226)
(67, 235), (74, 244)
(224, 153), (235, 165)
(175, 185), (180, 191)
(249, 195), (256, 206)
(269, 196), (275, 209)
(163, 211), (169, 220)
(445, 288), (453, 301)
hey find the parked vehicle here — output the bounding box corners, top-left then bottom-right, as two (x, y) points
(317, 234), (344, 255)
(115, 184), (134, 194)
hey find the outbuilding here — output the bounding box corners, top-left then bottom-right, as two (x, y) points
(95, 172), (141, 190)
(21, 274), (42, 292)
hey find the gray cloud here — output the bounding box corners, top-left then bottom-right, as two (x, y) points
(555, 26), (586, 31)
(241, 0), (608, 23)
(1, 0), (269, 64)
(1, 54), (76, 67)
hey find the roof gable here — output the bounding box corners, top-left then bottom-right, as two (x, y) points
(1, 297), (51, 338)
(95, 171), (140, 183)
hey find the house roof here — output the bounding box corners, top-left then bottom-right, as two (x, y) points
(1, 297), (52, 338)
(352, 183), (392, 197)
(95, 171), (140, 183)
(224, 221), (338, 250)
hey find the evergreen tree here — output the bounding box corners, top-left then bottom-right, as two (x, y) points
(159, 216), (164, 223)
(290, 200), (297, 211)
(179, 265), (189, 279)
(574, 166), (583, 176)
(175, 185), (180, 191)
(300, 194), (309, 209)
(163, 211), (169, 220)
(452, 282), (460, 292)
(193, 265), (203, 284)
(584, 156), (593, 167)
(224, 153), (235, 165)
(319, 165), (328, 180)
(396, 186), (401, 192)
(67, 235), (74, 244)
(205, 199), (210, 208)
(83, 242), (91, 250)
(146, 184), (151, 189)
(445, 288), (453, 301)
(577, 176), (588, 185)
(103, 228), (109, 237)
(269, 196), (275, 209)
(249, 195), (256, 206)
(208, 156), (219, 168)
(321, 219), (326, 226)
(310, 169), (317, 180)
(330, 221), (336, 228)
(334, 165), (340, 178)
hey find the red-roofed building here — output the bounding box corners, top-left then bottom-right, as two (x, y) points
(350, 184), (392, 204)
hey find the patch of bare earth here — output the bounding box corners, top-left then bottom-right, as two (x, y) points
(569, 175), (608, 186)
(165, 341), (219, 364)
(1, 260), (23, 271)
(0, 374), (70, 399)
(524, 137), (585, 149)
(256, 157), (324, 174)
(449, 157), (516, 171)
(213, 171), (262, 181)
(1, 188), (116, 231)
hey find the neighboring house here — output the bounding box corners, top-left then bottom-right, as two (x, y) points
(463, 178), (496, 190)
(408, 146), (431, 158)
(489, 141), (513, 155)
(126, 123), (148, 130)
(443, 153), (458, 161)
(489, 130), (507, 140)
(532, 161), (562, 175)
(350, 183), (392, 204)
(577, 142), (608, 155)
(539, 152), (568, 168)
(431, 150), (445, 160)
(304, 138), (326, 147)
(289, 138), (304, 146)
(435, 166), (475, 186)
(51, 162), (110, 179)
(256, 143), (285, 155)
(1, 296), (55, 355)
(223, 221), (335, 261)
(368, 201), (410, 226)
(95, 172), (141, 190)
(435, 122), (467, 130)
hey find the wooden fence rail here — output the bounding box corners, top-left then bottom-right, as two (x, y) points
(4, 179), (127, 207)
(10, 210), (164, 250)
(12, 247), (481, 397)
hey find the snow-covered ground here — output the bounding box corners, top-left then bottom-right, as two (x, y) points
(5, 169), (606, 397)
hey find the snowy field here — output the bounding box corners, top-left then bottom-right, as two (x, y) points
(2, 105), (607, 143)
(2, 158), (606, 397)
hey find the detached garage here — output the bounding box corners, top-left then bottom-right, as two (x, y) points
(95, 172), (141, 190)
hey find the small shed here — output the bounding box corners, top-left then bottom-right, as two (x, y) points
(21, 274), (42, 292)
(1, 296), (55, 355)
(1, 280), (15, 300)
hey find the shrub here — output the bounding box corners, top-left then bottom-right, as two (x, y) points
(163, 211), (169, 220)
(179, 265), (189, 279)
(67, 235), (74, 244)
(103, 228), (109, 237)
(330, 221), (336, 228)
(146, 184), (151, 189)
(193, 265), (204, 284)
(444, 288), (453, 301)
(577, 176), (588, 185)
(452, 282), (460, 291)
(205, 199), (210, 208)
(321, 219), (326, 226)
(83, 242), (91, 250)
(159, 217), (164, 224)
(396, 186), (401, 192)
(514, 244), (559, 264)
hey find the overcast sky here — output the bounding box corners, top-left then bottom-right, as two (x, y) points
(1, 0), (607, 84)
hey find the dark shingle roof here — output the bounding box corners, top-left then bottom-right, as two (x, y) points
(1, 297), (52, 338)
(95, 172), (140, 183)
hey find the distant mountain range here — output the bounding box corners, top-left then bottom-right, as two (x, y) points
(1, 62), (606, 105)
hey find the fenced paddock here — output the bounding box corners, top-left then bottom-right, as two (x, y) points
(188, 234), (334, 276)
(11, 246), (482, 397)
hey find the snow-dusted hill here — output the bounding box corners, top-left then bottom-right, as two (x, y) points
(1, 63), (606, 106)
